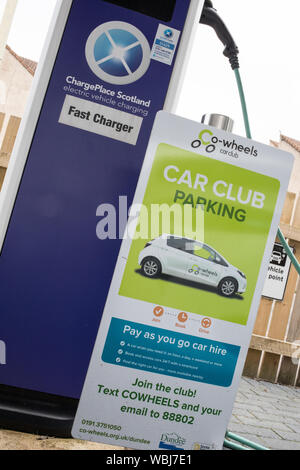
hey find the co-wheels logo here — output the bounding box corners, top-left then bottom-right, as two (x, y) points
(191, 129), (258, 158)
(159, 432), (186, 450)
(188, 264), (218, 278)
(85, 21), (151, 85)
(192, 129), (217, 154)
(0, 340), (6, 365)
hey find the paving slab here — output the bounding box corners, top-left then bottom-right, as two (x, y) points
(228, 378), (300, 450)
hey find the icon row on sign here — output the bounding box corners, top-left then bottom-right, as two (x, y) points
(153, 306), (212, 329)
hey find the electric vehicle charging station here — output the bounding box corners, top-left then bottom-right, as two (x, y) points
(0, 0), (205, 436)
(0, 0), (297, 451)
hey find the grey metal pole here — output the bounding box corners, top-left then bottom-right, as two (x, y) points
(201, 113), (234, 133)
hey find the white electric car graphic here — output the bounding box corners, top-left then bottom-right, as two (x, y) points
(138, 235), (247, 297)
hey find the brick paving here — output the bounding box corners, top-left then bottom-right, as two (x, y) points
(229, 377), (300, 450)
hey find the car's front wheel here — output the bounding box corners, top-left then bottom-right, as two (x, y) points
(141, 257), (162, 279)
(218, 277), (238, 297)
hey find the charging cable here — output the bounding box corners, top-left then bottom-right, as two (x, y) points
(200, 2), (300, 275)
(235, 70), (300, 274)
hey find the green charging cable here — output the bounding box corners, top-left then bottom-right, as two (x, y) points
(234, 67), (300, 276)
(200, 3), (299, 274)
(234, 69), (252, 140)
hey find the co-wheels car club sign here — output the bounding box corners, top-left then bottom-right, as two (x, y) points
(72, 112), (293, 449)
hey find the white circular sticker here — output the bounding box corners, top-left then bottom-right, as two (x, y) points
(85, 21), (151, 85)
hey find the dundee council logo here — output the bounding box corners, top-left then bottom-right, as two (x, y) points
(85, 21), (151, 85)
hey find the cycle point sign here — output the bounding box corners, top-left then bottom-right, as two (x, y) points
(72, 112), (294, 449)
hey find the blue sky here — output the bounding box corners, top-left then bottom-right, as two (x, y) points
(1, 0), (299, 144)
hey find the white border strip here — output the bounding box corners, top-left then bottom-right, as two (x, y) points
(165, 0), (204, 112)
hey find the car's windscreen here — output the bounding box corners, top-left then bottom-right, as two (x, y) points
(193, 243), (228, 266)
(167, 238), (228, 266)
(193, 243), (215, 260)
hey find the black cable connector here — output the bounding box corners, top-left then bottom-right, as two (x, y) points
(200, 2), (240, 70)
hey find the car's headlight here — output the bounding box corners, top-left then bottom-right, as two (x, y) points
(238, 270), (246, 279)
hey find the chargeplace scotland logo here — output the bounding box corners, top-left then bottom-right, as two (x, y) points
(164, 28), (174, 38)
(85, 21), (151, 85)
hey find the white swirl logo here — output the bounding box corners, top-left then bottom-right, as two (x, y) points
(85, 21), (151, 85)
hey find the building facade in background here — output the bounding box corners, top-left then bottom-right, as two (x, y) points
(271, 135), (300, 194)
(0, 44), (36, 188)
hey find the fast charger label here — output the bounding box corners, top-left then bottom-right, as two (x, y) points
(72, 112), (293, 450)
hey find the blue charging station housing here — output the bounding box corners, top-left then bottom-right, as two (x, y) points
(0, 0), (198, 401)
